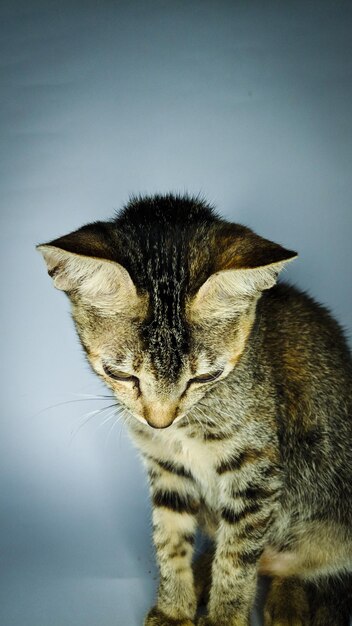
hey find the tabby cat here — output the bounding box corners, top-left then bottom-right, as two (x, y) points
(37, 194), (352, 626)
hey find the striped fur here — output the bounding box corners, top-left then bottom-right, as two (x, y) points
(38, 194), (352, 626)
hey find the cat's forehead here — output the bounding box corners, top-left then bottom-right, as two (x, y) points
(112, 197), (220, 380)
(141, 311), (188, 381)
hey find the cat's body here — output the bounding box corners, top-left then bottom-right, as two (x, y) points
(130, 282), (352, 625)
(38, 195), (352, 626)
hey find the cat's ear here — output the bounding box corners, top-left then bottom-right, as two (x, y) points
(37, 224), (139, 311)
(190, 228), (297, 318)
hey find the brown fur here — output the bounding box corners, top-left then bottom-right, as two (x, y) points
(37, 195), (352, 626)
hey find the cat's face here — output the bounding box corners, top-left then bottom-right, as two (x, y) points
(70, 292), (257, 429)
(37, 195), (296, 429)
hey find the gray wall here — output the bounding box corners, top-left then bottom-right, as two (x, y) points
(1, 1), (351, 625)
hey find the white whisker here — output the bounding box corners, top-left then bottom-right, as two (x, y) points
(97, 408), (120, 429)
(105, 408), (129, 447)
(33, 394), (116, 418)
(70, 402), (118, 441)
(68, 392), (115, 399)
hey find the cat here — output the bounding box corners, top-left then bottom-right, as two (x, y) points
(37, 194), (352, 626)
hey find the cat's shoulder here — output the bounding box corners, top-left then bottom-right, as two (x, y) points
(258, 282), (351, 362)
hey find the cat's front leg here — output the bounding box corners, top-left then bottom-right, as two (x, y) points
(144, 458), (200, 626)
(200, 454), (281, 626)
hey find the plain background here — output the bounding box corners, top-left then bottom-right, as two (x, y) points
(1, 1), (351, 625)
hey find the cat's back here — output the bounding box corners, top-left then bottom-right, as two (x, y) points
(258, 283), (352, 463)
(259, 282), (351, 382)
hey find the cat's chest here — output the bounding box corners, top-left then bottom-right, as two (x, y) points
(170, 432), (219, 495)
(138, 427), (233, 508)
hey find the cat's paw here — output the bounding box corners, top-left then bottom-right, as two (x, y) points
(144, 606), (195, 626)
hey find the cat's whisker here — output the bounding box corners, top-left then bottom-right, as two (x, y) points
(75, 402), (119, 425)
(193, 407), (219, 426)
(194, 411), (228, 432)
(122, 414), (134, 443)
(198, 407), (229, 425)
(96, 407), (121, 430)
(105, 417), (120, 446)
(118, 411), (131, 446)
(194, 417), (205, 434)
(104, 408), (129, 447)
(68, 392), (115, 400)
(190, 410), (206, 433)
(33, 395), (116, 418)
(70, 403), (119, 440)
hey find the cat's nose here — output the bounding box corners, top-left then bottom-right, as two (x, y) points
(142, 400), (178, 429)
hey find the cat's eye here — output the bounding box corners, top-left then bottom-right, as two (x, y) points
(102, 362), (135, 381)
(190, 369), (224, 384)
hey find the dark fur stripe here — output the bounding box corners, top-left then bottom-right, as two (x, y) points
(221, 507), (238, 524)
(216, 448), (263, 474)
(240, 511), (274, 540)
(236, 483), (279, 501)
(216, 449), (269, 474)
(203, 430), (233, 441)
(148, 467), (159, 483)
(261, 464), (280, 479)
(216, 456), (241, 474)
(217, 444), (279, 475)
(182, 533), (195, 545)
(221, 500), (262, 524)
(237, 546), (263, 566)
(150, 455), (194, 480)
(153, 489), (199, 514)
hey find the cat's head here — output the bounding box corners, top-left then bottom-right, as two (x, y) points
(37, 195), (296, 429)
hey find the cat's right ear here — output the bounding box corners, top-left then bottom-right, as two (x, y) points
(189, 226), (297, 319)
(36, 227), (139, 311)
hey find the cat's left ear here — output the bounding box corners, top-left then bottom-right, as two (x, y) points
(190, 226), (297, 318)
(37, 223), (140, 311)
